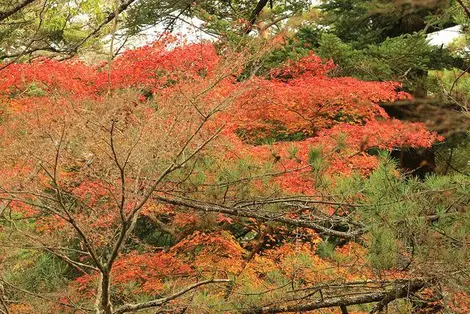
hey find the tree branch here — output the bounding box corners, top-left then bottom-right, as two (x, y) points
(244, 0), (269, 34)
(457, 0), (470, 20)
(0, 0), (37, 22)
(1, 278), (92, 312)
(241, 278), (429, 314)
(154, 195), (365, 240)
(114, 279), (230, 314)
(73, 0), (138, 52)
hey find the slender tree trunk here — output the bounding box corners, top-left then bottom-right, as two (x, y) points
(95, 272), (113, 314)
(101, 271), (113, 314)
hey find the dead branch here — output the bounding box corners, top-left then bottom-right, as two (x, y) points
(241, 278), (430, 314)
(113, 279), (230, 314)
(154, 195), (366, 240)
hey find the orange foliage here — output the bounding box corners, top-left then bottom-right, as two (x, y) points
(0, 36), (447, 312)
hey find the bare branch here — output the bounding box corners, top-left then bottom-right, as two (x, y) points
(73, 0), (138, 52)
(40, 135), (105, 273)
(0, 0), (37, 22)
(154, 195), (365, 240)
(240, 278), (430, 314)
(1, 278), (92, 313)
(457, 0), (470, 20)
(114, 279), (230, 314)
(0, 0), (48, 72)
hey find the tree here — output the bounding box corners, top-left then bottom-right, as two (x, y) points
(0, 37), (253, 313)
(1, 35), (468, 314)
(124, 0), (313, 39)
(0, 0), (140, 64)
(252, 0), (470, 179)
(255, 0), (461, 92)
(0, 0), (316, 69)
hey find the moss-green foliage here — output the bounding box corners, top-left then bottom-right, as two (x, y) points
(236, 124), (308, 145)
(240, 29), (455, 94)
(310, 31), (453, 90)
(307, 147), (323, 171)
(245, 0), (460, 92)
(430, 67), (470, 91)
(427, 69), (470, 173)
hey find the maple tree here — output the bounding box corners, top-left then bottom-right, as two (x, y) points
(0, 35), (468, 314)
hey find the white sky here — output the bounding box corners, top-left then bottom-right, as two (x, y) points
(112, 14), (464, 51)
(428, 25), (463, 46)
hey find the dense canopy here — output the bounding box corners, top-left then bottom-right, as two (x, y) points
(1, 1), (470, 314)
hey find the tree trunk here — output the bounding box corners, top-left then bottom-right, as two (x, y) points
(96, 272), (113, 314)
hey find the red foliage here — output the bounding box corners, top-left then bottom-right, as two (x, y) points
(0, 58), (96, 97)
(269, 52), (336, 79)
(230, 53), (412, 140)
(172, 231), (245, 273)
(0, 37), (441, 212)
(75, 251), (193, 295)
(0, 37), (446, 309)
(97, 39), (222, 93)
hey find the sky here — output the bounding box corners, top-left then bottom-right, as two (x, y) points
(428, 25), (463, 46)
(114, 12), (464, 51)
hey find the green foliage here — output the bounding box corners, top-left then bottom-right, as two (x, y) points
(313, 31), (452, 90)
(0, 0), (111, 60)
(315, 240), (336, 259)
(125, 0), (311, 40)
(5, 252), (70, 293)
(242, 27), (456, 93)
(318, 151), (470, 276)
(319, 0), (455, 45)
(228, 0), (457, 94)
(192, 290), (229, 312)
(429, 68), (470, 97)
(307, 147), (323, 171)
(125, 0), (192, 35)
(435, 134), (470, 175)
(134, 216), (177, 247)
(368, 227), (398, 270)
